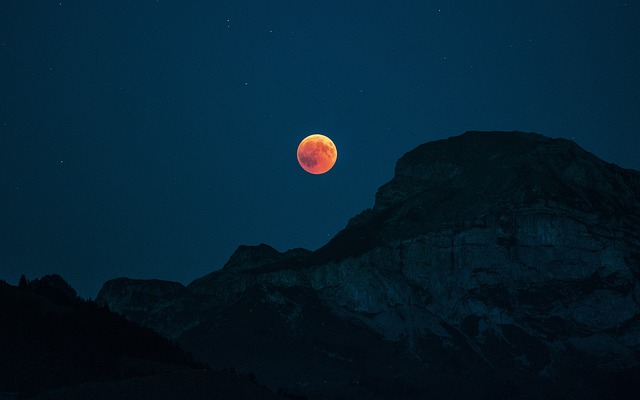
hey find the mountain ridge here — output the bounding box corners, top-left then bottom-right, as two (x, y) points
(97, 131), (640, 399)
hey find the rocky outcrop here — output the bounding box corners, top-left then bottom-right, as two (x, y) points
(97, 131), (640, 399)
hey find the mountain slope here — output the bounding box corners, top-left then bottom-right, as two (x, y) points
(97, 131), (640, 399)
(0, 276), (288, 400)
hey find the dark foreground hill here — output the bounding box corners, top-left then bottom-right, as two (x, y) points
(97, 131), (640, 399)
(0, 275), (288, 400)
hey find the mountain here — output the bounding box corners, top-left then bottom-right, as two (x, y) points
(0, 275), (289, 400)
(97, 131), (640, 399)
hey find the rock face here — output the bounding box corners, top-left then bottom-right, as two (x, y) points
(97, 131), (640, 399)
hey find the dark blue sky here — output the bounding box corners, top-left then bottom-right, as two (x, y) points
(1, 1), (639, 298)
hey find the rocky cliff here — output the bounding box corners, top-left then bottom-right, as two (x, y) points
(97, 131), (640, 399)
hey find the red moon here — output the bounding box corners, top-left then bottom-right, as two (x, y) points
(297, 134), (337, 174)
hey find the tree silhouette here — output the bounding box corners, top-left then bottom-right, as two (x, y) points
(17, 274), (28, 290)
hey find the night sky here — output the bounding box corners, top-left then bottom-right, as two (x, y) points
(2, 1), (639, 298)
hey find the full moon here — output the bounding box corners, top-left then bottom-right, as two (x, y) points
(297, 134), (338, 174)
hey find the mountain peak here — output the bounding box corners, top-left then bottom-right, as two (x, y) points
(376, 130), (637, 212)
(322, 131), (640, 262)
(222, 243), (281, 271)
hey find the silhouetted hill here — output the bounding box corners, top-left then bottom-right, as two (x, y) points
(0, 277), (289, 400)
(97, 131), (640, 399)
